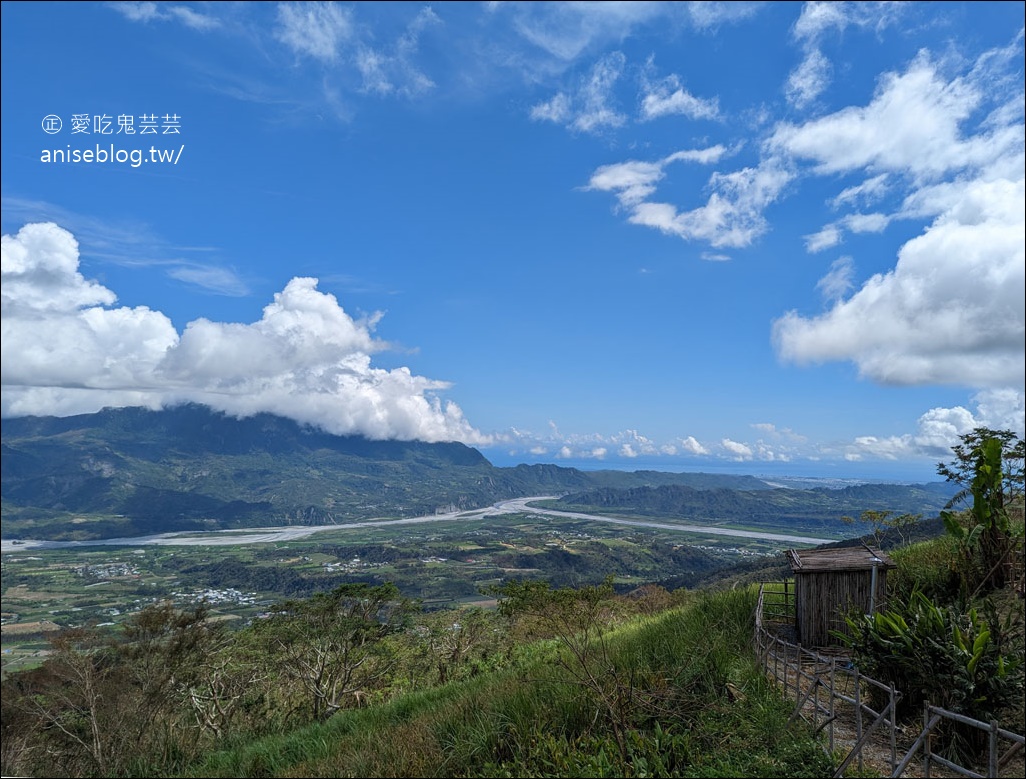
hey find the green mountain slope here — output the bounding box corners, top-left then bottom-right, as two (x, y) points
(555, 482), (956, 535)
(1, 405), (775, 541)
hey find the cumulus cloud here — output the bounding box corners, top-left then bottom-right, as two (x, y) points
(774, 175), (1025, 387)
(848, 389), (1025, 461)
(498, 425), (708, 463)
(774, 38), (1025, 389)
(679, 435), (709, 455)
(772, 53), (1024, 181)
(721, 438), (754, 460)
(1, 223), (488, 445)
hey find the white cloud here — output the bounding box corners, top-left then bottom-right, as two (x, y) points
(530, 92), (572, 124)
(531, 51), (627, 133)
(815, 256), (854, 303)
(775, 38), (1025, 388)
(804, 224), (841, 252)
(721, 438), (754, 460)
(685, 1), (763, 30)
(640, 71), (720, 121)
(1, 223), (488, 445)
(786, 2), (905, 110)
(627, 158), (794, 248)
(353, 7), (440, 97)
(973, 388), (1025, 435)
(774, 175), (1025, 388)
(500, 2), (678, 62)
(786, 48), (831, 109)
(586, 146), (790, 249)
(586, 147), (729, 206)
(792, 1), (905, 43)
(165, 265), (250, 297)
(587, 159), (664, 205)
(619, 443), (637, 458)
(843, 212), (890, 233)
(108, 2), (220, 30)
(791, 1), (849, 41)
(772, 53), (1024, 181)
(848, 389), (1025, 461)
(275, 2), (354, 63)
(679, 435), (709, 455)
(1, 197), (249, 296)
(1, 223), (117, 314)
(831, 174), (889, 209)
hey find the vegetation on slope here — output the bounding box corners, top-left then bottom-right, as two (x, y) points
(2, 405), (778, 541)
(180, 584), (836, 779)
(1, 427), (1021, 778)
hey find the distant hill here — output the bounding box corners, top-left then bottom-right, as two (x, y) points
(1, 405), (777, 541)
(555, 481), (958, 535)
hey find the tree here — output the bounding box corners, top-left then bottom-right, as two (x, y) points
(938, 427), (1025, 594)
(10, 627), (132, 777)
(491, 576), (641, 763)
(841, 509), (922, 548)
(256, 583), (413, 722)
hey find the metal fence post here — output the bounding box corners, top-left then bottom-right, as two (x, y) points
(854, 665), (863, 773)
(989, 719), (999, 779)
(923, 703), (931, 779)
(889, 683), (896, 773)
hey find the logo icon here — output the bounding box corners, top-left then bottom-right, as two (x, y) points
(42, 115), (62, 134)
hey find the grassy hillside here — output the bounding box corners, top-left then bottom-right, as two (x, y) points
(178, 585), (836, 778)
(3, 524), (1023, 778)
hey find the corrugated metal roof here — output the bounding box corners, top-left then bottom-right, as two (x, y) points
(786, 545), (896, 572)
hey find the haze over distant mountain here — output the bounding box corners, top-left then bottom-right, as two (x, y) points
(2, 404), (782, 541)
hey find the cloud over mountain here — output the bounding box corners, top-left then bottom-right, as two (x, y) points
(1, 222), (489, 444)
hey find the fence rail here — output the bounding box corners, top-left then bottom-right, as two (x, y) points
(753, 582), (1024, 778)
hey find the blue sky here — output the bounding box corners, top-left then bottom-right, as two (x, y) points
(2, 1), (1023, 482)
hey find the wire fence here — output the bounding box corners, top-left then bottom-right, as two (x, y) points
(753, 582), (1025, 778)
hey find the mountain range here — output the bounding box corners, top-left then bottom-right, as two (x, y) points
(1, 404), (956, 542)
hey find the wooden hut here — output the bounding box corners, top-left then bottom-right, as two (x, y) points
(786, 546), (896, 647)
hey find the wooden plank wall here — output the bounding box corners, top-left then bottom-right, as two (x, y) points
(795, 570), (889, 646)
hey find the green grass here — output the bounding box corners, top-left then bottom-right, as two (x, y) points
(176, 586), (836, 778)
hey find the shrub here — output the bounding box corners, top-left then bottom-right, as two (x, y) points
(839, 589), (1024, 761)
